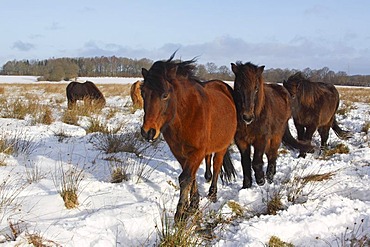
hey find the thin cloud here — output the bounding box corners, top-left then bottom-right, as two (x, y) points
(12, 41), (35, 51)
(46, 22), (63, 31)
(74, 36), (369, 74)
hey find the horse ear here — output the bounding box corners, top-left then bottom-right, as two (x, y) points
(142, 68), (148, 79)
(231, 63), (238, 74)
(258, 65), (265, 74)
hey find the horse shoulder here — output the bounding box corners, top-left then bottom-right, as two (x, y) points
(265, 83), (291, 106)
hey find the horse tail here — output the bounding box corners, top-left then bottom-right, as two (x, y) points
(220, 148), (237, 184)
(282, 125), (314, 153)
(332, 117), (350, 139)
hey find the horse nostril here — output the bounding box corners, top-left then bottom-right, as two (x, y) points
(147, 128), (156, 141)
(242, 114), (255, 124)
(141, 127), (148, 139)
(141, 127), (157, 142)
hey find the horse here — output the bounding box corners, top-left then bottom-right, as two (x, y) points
(231, 62), (313, 189)
(140, 54), (237, 222)
(130, 80), (144, 109)
(66, 81), (106, 109)
(283, 72), (350, 157)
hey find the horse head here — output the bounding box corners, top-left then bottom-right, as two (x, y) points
(231, 62), (264, 125)
(283, 72), (303, 100)
(140, 61), (177, 142)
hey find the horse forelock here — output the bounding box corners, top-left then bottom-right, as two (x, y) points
(234, 62), (265, 116)
(144, 57), (200, 93)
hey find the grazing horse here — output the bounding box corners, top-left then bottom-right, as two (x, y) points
(231, 62), (313, 189)
(66, 81), (105, 109)
(130, 80), (144, 109)
(140, 54), (237, 222)
(283, 72), (350, 157)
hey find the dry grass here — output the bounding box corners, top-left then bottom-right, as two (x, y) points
(322, 143), (350, 158)
(337, 87), (370, 103)
(100, 84), (131, 97)
(26, 232), (62, 247)
(52, 164), (85, 209)
(302, 171), (335, 183)
(268, 236), (294, 247)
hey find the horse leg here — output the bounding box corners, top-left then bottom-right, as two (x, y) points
(252, 143), (266, 186)
(174, 168), (193, 223)
(207, 149), (228, 202)
(299, 125), (316, 157)
(174, 155), (203, 223)
(318, 125), (331, 149)
(204, 154), (212, 182)
(294, 121), (305, 141)
(68, 99), (76, 109)
(189, 179), (199, 212)
(266, 139), (280, 184)
(237, 144), (252, 189)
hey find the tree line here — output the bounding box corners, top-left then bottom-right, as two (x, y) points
(1, 56), (369, 86)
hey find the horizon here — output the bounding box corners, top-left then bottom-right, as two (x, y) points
(1, 0), (369, 75)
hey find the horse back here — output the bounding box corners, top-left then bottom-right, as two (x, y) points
(264, 83), (291, 116)
(202, 80), (237, 152)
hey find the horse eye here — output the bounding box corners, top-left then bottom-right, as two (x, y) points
(161, 93), (169, 100)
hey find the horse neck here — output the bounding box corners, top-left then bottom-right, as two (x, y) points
(168, 78), (203, 126)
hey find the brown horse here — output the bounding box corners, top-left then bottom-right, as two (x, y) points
(283, 72), (350, 157)
(231, 62), (313, 189)
(141, 54), (237, 222)
(66, 81), (105, 109)
(130, 80), (144, 109)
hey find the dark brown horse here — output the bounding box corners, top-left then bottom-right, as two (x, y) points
(66, 81), (106, 109)
(283, 72), (350, 157)
(231, 62), (313, 189)
(140, 54), (237, 222)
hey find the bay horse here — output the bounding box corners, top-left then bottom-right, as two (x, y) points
(140, 54), (237, 222)
(231, 62), (313, 189)
(66, 81), (105, 109)
(283, 72), (350, 157)
(130, 80), (144, 109)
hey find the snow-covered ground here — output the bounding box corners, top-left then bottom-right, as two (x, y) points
(0, 76), (368, 246)
(0, 75), (142, 84)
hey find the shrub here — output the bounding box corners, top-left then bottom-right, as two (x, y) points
(52, 164), (85, 209)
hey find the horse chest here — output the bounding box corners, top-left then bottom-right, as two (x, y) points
(163, 128), (204, 157)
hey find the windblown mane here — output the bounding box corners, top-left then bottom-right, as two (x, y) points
(143, 52), (202, 93)
(287, 72), (330, 107)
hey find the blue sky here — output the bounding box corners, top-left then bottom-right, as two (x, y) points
(1, 0), (369, 75)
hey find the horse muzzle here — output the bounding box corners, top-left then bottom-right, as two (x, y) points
(242, 113), (255, 125)
(141, 127), (158, 142)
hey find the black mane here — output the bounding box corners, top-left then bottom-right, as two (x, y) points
(144, 53), (201, 93)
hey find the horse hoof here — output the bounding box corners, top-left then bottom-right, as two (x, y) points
(207, 193), (217, 203)
(266, 173), (274, 184)
(242, 184), (252, 189)
(256, 177), (265, 186)
(204, 174), (212, 183)
(298, 152), (306, 158)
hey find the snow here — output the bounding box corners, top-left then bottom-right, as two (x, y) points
(0, 76), (369, 246)
(0, 75), (142, 84)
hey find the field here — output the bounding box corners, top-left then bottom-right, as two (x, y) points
(0, 76), (369, 246)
